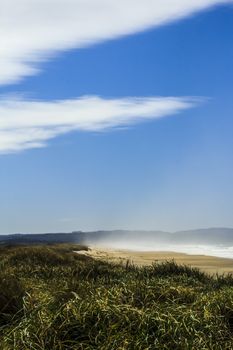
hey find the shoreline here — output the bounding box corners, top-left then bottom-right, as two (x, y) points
(77, 246), (233, 275)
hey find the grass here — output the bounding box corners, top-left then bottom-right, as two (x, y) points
(0, 244), (233, 349)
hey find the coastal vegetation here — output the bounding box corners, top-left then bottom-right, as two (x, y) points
(0, 244), (233, 349)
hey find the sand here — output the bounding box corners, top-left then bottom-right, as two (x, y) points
(76, 246), (233, 275)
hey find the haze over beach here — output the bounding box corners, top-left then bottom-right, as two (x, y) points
(81, 228), (233, 258)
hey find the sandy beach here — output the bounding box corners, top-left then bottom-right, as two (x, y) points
(77, 246), (233, 275)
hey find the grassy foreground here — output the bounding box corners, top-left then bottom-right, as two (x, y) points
(0, 245), (233, 349)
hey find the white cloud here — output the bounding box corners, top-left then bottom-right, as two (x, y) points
(0, 0), (232, 85)
(0, 96), (199, 153)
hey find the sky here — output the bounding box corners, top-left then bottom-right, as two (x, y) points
(0, 0), (232, 233)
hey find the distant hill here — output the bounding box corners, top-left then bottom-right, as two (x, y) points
(171, 228), (233, 245)
(0, 232), (85, 245)
(0, 228), (233, 246)
(82, 228), (233, 247)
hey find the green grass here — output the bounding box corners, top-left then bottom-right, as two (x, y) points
(0, 244), (233, 349)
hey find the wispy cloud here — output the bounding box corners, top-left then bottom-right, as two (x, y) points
(0, 96), (199, 153)
(1, 0), (232, 85)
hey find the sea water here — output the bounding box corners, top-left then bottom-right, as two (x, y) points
(97, 241), (233, 259)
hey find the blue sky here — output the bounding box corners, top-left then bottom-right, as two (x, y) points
(0, 1), (232, 233)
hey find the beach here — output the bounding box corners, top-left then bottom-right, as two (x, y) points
(77, 246), (233, 275)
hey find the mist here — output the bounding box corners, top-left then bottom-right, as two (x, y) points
(82, 228), (233, 259)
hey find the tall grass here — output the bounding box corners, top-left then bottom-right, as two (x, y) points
(0, 244), (233, 349)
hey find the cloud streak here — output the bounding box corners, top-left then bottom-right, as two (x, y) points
(0, 0), (232, 85)
(0, 96), (199, 153)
